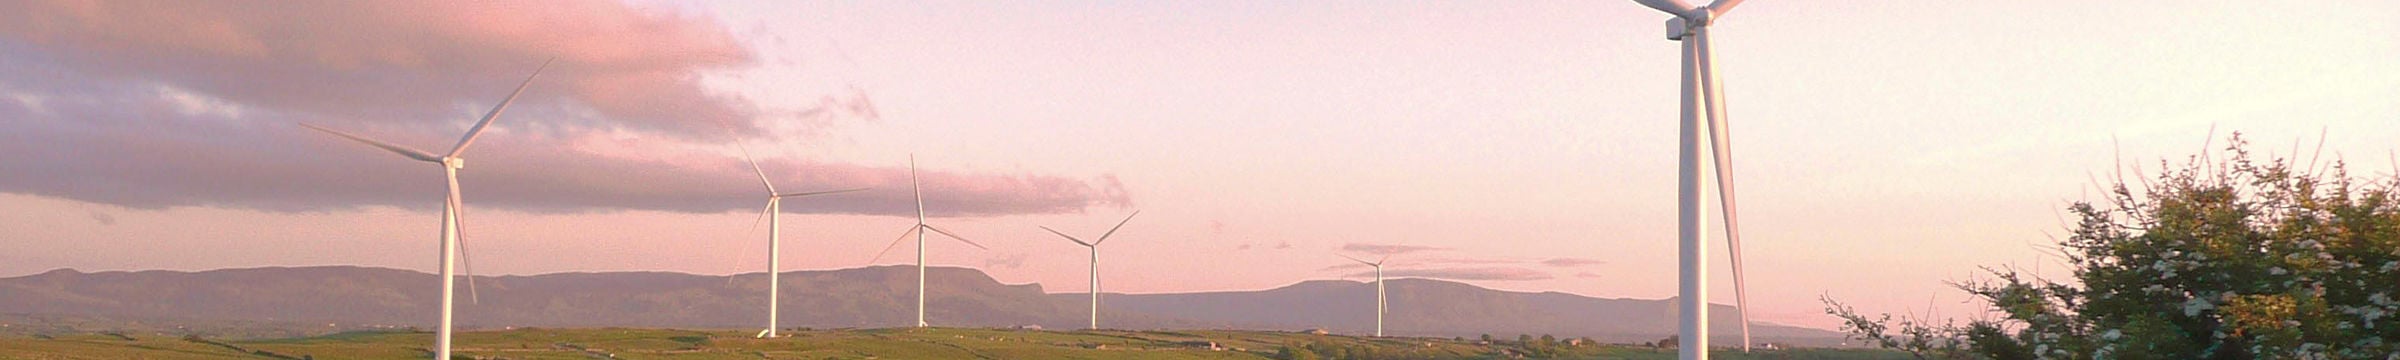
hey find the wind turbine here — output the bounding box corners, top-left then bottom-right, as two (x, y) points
(1037, 211), (1140, 330)
(1631, 0), (1756, 356)
(728, 135), (867, 338)
(868, 155), (988, 327)
(300, 59), (550, 360)
(1337, 254), (1390, 337)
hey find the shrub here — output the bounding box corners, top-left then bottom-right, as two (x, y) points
(1826, 134), (2400, 359)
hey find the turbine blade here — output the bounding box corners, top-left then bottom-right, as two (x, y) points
(1091, 211), (1139, 245)
(1697, 28), (1753, 350)
(1039, 226), (1093, 247)
(1377, 255), (1391, 266)
(924, 225), (988, 250)
(447, 58), (553, 158)
(1337, 254), (1375, 266)
(1633, 0), (1700, 16)
(447, 179), (480, 305)
(1707, 0), (1747, 17)
(1379, 288), (1388, 315)
(299, 123), (441, 162)
(909, 155), (925, 224)
(868, 226), (921, 264)
(743, 198), (774, 239)
(776, 187), (870, 198)
(730, 129), (776, 194)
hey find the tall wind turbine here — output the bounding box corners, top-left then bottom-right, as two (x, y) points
(1631, 0), (1756, 356)
(1338, 254), (1390, 337)
(1037, 211), (1140, 330)
(300, 59), (550, 360)
(869, 155), (988, 327)
(728, 135), (867, 338)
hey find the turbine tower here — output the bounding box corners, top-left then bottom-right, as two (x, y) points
(300, 59), (550, 360)
(1037, 211), (1140, 330)
(869, 155), (987, 327)
(1631, 0), (1756, 357)
(728, 135), (867, 338)
(1338, 254), (1390, 337)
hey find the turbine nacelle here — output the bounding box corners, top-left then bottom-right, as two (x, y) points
(1645, 0), (1745, 40)
(442, 157), (466, 169)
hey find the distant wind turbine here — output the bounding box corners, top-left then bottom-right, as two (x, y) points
(300, 58), (550, 360)
(868, 155), (988, 327)
(1338, 254), (1390, 337)
(727, 134), (867, 338)
(1631, 0), (1758, 356)
(1038, 211), (1140, 330)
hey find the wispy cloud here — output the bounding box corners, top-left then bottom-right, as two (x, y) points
(1351, 267), (1554, 281)
(1340, 243), (1449, 255)
(984, 252), (1029, 269)
(1541, 258), (1606, 267)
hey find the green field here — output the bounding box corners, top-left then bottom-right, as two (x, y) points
(0, 327), (1906, 359)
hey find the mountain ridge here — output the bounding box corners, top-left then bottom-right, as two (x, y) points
(0, 265), (1844, 345)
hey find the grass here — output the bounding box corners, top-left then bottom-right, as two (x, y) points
(0, 327), (1910, 359)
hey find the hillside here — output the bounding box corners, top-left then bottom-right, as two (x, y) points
(0, 266), (1845, 345)
(0, 327), (1906, 360)
(1084, 278), (1833, 344)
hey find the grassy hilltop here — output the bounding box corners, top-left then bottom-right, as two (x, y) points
(0, 327), (1903, 360)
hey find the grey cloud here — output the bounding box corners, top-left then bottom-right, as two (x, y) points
(984, 252), (1029, 270)
(0, 2), (1127, 216)
(1350, 267), (1554, 281)
(0, 0), (775, 139)
(1541, 258), (1606, 267)
(1340, 243), (1449, 255)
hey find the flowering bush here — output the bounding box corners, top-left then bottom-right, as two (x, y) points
(1826, 134), (2400, 359)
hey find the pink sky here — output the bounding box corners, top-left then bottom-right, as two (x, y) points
(2, 1), (2397, 330)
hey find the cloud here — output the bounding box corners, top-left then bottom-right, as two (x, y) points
(87, 210), (114, 226)
(1351, 267), (1554, 281)
(1413, 256), (1529, 265)
(1275, 241), (1292, 250)
(984, 252), (1028, 270)
(1574, 272), (1602, 279)
(1341, 243), (1449, 255)
(1319, 263), (1369, 271)
(0, 0), (763, 138)
(1540, 258), (1606, 267)
(0, 1), (1128, 216)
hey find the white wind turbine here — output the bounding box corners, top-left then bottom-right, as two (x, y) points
(1631, 0), (1757, 356)
(1037, 211), (1140, 330)
(728, 135), (867, 338)
(868, 155), (988, 327)
(1337, 254), (1390, 337)
(300, 59), (550, 360)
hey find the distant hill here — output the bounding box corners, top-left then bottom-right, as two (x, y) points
(0, 266), (1845, 345)
(1082, 278), (1836, 344)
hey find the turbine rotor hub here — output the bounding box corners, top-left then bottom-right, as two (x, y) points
(1664, 7), (1713, 40)
(443, 157), (465, 169)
